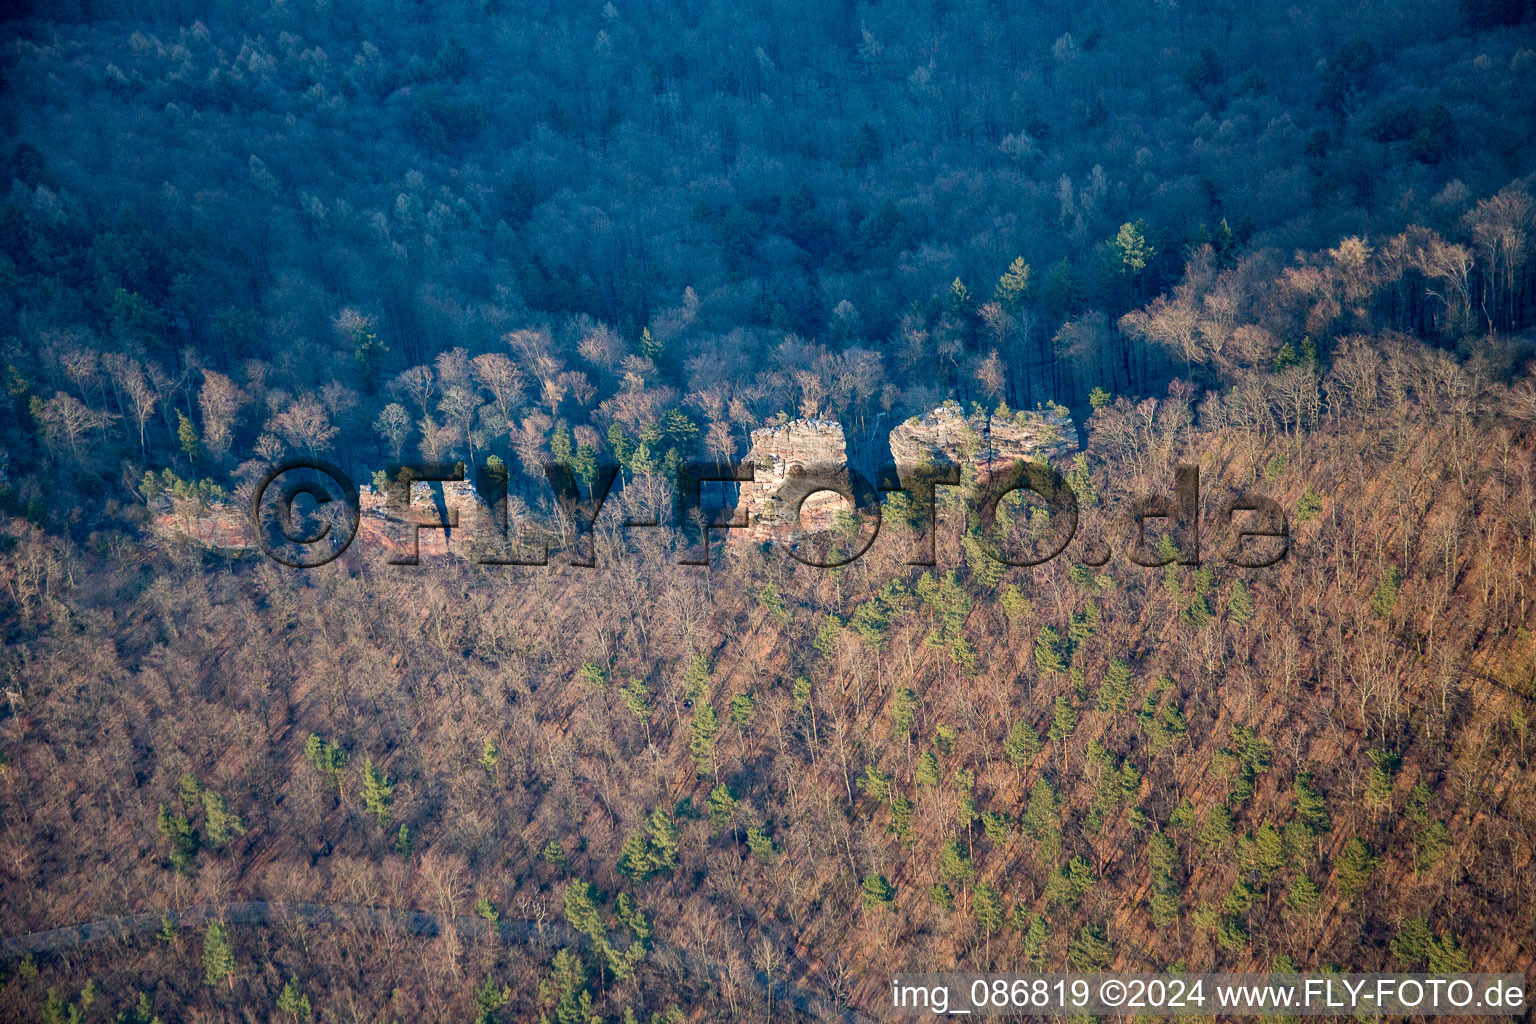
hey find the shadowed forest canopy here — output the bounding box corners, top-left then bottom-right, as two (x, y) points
(3, 0), (1535, 428)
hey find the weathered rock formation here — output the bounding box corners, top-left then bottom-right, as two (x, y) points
(148, 494), (257, 553)
(356, 479), (494, 560)
(151, 404), (1079, 556)
(888, 401), (1076, 473)
(150, 479), (497, 560)
(734, 418), (855, 541)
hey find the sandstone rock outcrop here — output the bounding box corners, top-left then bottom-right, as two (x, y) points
(150, 478), (497, 560)
(357, 479), (494, 560)
(148, 495), (257, 553)
(734, 418), (855, 541)
(151, 403), (1079, 557)
(888, 401), (1076, 474)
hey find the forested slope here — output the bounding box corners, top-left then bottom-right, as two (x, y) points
(4, 353), (1536, 1020)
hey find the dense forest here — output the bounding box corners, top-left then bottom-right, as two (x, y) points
(2, 0), (1536, 1019)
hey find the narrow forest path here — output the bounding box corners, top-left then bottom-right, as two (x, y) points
(1, 901), (879, 1023)
(1, 901), (566, 956)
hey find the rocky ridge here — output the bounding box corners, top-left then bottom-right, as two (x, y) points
(150, 405), (1077, 553)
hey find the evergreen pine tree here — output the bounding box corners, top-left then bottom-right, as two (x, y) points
(361, 757), (394, 828)
(995, 256), (1031, 313)
(156, 803), (199, 872)
(729, 692), (755, 727)
(1003, 720), (1042, 769)
(177, 411), (200, 461)
(1022, 914), (1049, 966)
(1034, 626), (1066, 675)
(618, 830), (653, 882)
(861, 872), (896, 908)
(303, 734), (349, 800)
(202, 791), (246, 846)
(276, 977), (312, 1021)
(1227, 580), (1255, 624)
(1049, 696), (1077, 746)
(621, 677), (654, 744)
(1335, 837), (1377, 898)
(689, 699), (719, 778)
(1095, 659), (1136, 713)
(1287, 873), (1320, 910)
(890, 687), (918, 736)
(938, 840), (975, 886)
(706, 785), (738, 834)
(1068, 923), (1114, 971)
(646, 806), (681, 872)
(201, 921), (235, 988)
(1022, 778), (1063, 860)
(973, 881), (1005, 939)
(914, 750), (941, 787)
(746, 826), (777, 862)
